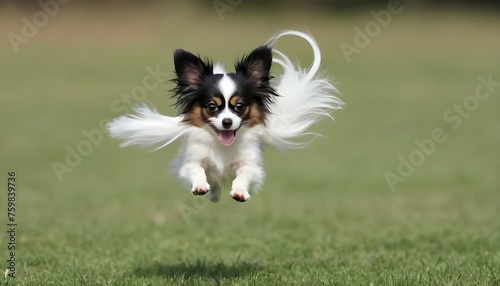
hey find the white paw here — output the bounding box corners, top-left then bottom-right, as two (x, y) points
(230, 188), (251, 202)
(192, 182), (210, 196)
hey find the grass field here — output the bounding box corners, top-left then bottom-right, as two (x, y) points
(1, 3), (500, 285)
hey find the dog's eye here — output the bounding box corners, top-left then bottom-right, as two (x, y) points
(206, 103), (218, 114)
(234, 102), (246, 112)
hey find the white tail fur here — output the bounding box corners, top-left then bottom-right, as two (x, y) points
(107, 104), (191, 151)
(264, 30), (343, 150)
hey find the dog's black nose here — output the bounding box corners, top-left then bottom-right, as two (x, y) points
(222, 118), (232, 129)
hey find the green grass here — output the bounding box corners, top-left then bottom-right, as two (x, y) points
(1, 4), (500, 285)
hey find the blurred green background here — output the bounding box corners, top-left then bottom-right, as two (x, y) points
(1, 1), (499, 285)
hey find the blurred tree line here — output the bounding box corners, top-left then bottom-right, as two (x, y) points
(2, 0), (499, 9)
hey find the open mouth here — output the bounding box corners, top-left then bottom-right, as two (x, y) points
(210, 125), (238, 146)
(218, 130), (237, 146)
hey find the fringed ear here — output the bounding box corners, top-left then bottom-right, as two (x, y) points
(173, 49), (213, 90)
(235, 45), (273, 87)
(172, 49), (213, 113)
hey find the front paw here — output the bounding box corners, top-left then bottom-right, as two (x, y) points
(192, 182), (210, 196)
(230, 188), (251, 202)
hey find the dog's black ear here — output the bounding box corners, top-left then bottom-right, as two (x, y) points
(235, 45), (273, 87)
(173, 49), (213, 89)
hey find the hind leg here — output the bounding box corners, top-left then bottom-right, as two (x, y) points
(207, 183), (221, 202)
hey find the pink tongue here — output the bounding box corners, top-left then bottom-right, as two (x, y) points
(218, 131), (235, 146)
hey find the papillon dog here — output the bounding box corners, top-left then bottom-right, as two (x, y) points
(108, 30), (343, 202)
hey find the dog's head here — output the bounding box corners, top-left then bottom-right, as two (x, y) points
(172, 46), (277, 146)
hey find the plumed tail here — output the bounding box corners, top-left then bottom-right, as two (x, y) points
(265, 30), (344, 150)
(107, 104), (189, 151)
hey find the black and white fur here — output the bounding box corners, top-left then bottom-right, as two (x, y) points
(108, 30), (343, 202)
